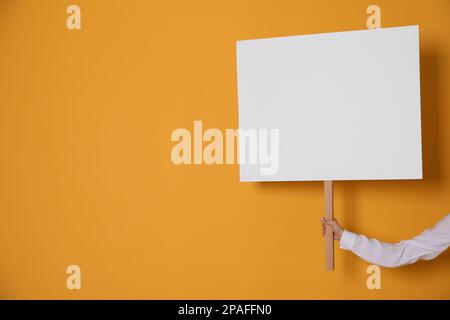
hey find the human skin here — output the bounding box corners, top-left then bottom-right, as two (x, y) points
(321, 217), (343, 241)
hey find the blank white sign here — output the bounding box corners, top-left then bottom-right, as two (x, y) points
(236, 26), (422, 181)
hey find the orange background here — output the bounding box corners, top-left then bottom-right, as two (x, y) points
(0, 0), (449, 299)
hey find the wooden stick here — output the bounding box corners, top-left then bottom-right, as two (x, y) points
(324, 180), (334, 271)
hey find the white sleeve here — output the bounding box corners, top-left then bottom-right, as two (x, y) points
(339, 213), (450, 268)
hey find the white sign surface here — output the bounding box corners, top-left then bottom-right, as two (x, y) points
(236, 26), (422, 181)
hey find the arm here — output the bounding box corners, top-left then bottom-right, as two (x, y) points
(322, 214), (450, 268)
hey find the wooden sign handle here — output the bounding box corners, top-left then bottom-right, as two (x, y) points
(324, 180), (334, 271)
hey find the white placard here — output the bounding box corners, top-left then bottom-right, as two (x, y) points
(236, 26), (422, 181)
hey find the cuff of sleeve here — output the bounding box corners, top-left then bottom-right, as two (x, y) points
(340, 230), (357, 251)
